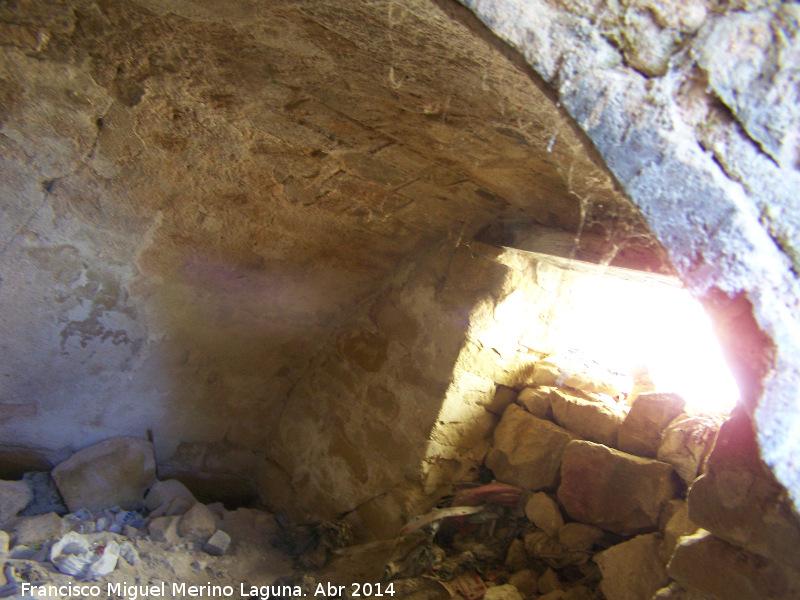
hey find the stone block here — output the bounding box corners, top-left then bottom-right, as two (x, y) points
(486, 404), (577, 490)
(147, 515), (181, 544)
(487, 385), (519, 416)
(618, 393), (686, 458)
(525, 492), (563, 537)
(657, 415), (720, 483)
(516, 386), (553, 419)
(668, 530), (800, 600)
(558, 522), (603, 552)
(145, 479), (197, 512)
(0, 479), (32, 524)
(658, 500), (698, 563)
(687, 411), (800, 572)
(594, 533), (669, 600)
(557, 440), (681, 535)
(179, 503), (217, 542)
(11, 512), (62, 546)
(51, 436), (156, 512)
(548, 388), (625, 448)
(203, 529), (232, 556)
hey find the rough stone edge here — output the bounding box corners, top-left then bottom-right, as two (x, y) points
(457, 0), (800, 511)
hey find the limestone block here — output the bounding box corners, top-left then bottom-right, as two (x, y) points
(11, 512), (63, 546)
(203, 529), (232, 556)
(516, 386), (554, 420)
(486, 404), (577, 490)
(557, 440), (681, 535)
(525, 492), (564, 537)
(147, 515), (181, 544)
(488, 385), (519, 416)
(51, 437), (156, 512)
(179, 503), (217, 542)
(595, 533), (669, 600)
(145, 479), (197, 512)
(618, 393), (686, 458)
(668, 530), (800, 600)
(687, 411), (800, 572)
(548, 388), (625, 448)
(0, 479), (32, 524)
(657, 415), (720, 483)
(658, 500), (698, 563)
(558, 522), (603, 552)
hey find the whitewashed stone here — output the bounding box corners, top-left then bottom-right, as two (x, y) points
(486, 404), (577, 490)
(595, 533), (669, 600)
(51, 437), (156, 512)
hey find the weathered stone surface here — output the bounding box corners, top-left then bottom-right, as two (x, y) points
(504, 538), (529, 571)
(688, 411), (800, 572)
(657, 415), (720, 483)
(538, 568), (562, 594)
(558, 522), (603, 552)
(51, 437), (156, 513)
(0, 530), (8, 555)
(618, 393), (686, 458)
(516, 386), (553, 420)
(486, 404), (577, 490)
(488, 385), (519, 416)
(548, 388), (625, 448)
(147, 515), (181, 544)
(658, 500), (697, 563)
(595, 533), (669, 600)
(10, 512), (62, 546)
(525, 492), (564, 537)
(557, 440), (681, 535)
(145, 479), (198, 512)
(668, 530), (800, 600)
(0, 479), (32, 524)
(179, 503), (217, 542)
(203, 529), (232, 556)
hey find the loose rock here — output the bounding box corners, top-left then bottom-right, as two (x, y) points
(557, 440), (681, 535)
(525, 492), (563, 537)
(51, 436), (156, 512)
(486, 404), (577, 490)
(145, 479), (197, 512)
(0, 480), (32, 524)
(657, 415), (720, 483)
(516, 386), (553, 419)
(548, 388), (625, 448)
(594, 533), (669, 600)
(618, 392), (686, 458)
(179, 502), (217, 542)
(148, 515), (181, 544)
(20, 472), (67, 516)
(0, 530), (9, 554)
(10, 512), (62, 547)
(668, 529), (800, 600)
(558, 523), (603, 552)
(484, 583), (523, 600)
(203, 529), (232, 556)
